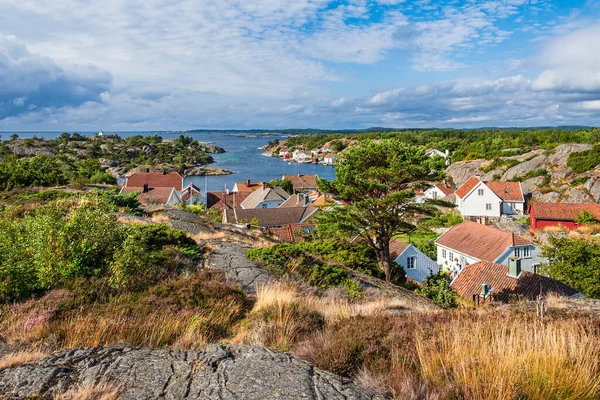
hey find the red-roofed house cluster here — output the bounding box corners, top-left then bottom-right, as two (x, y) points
(121, 171), (203, 206)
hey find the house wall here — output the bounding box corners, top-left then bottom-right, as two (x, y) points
(394, 245), (441, 284)
(494, 245), (546, 273)
(253, 199), (285, 209)
(425, 187), (446, 200)
(457, 182), (502, 217)
(167, 190), (182, 206)
(436, 244), (479, 278)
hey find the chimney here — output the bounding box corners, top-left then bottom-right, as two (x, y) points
(303, 193), (309, 206)
(246, 179), (251, 187)
(146, 168), (150, 173)
(262, 182), (267, 190)
(508, 257), (522, 279)
(162, 171), (167, 175)
(481, 283), (489, 297)
(143, 184), (149, 193)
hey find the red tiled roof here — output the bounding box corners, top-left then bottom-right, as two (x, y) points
(530, 202), (600, 221)
(435, 183), (454, 196)
(451, 260), (579, 302)
(455, 176), (481, 199)
(283, 174), (319, 191)
(484, 181), (524, 202)
(224, 206), (318, 227)
(207, 191), (250, 210)
(125, 172), (182, 190)
(435, 221), (531, 262)
(389, 239), (410, 259)
(122, 186), (175, 205)
(235, 181), (262, 192)
(268, 224), (316, 243)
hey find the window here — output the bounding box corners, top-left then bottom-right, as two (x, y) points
(449, 252), (454, 262)
(478, 188), (484, 196)
(533, 264), (539, 274)
(442, 249), (447, 259)
(486, 203), (492, 210)
(406, 256), (416, 270)
(523, 246), (531, 258)
(514, 247), (521, 258)
(432, 191), (438, 199)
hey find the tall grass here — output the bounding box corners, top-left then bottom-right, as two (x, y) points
(415, 313), (600, 399)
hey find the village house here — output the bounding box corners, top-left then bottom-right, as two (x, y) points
(282, 173), (319, 193)
(322, 153), (337, 165)
(233, 179), (262, 193)
(420, 182), (454, 202)
(206, 191), (250, 210)
(240, 185), (290, 209)
(181, 183), (203, 205)
(455, 177), (524, 219)
(279, 193), (311, 208)
(451, 259), (580, 303)
(267, 224), (316, 243)
(424, 148), (448, 158)
(529, 202), (600, 230)
(390, 239), (440, 285)
(293, 150), (313, 163)
(121, 171), (184, 206)
(223, 205), (318, 228)
(278, 147), (289, 158)
(435, 221), (544, 278)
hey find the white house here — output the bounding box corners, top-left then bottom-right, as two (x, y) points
(293, 150), (312, 163)
(322, 153), (337, 165)
(390, 239), (440, 284)
(435, 221), (545, 278)
(278, 147), (289, 157)
(240, 185), (290, 209)
(181, 183), (203, 205)
(423, 182), (454, 201)
(425, 148), (447, 158)
(455, 177), (524, 218)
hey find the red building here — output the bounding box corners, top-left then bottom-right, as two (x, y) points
(529, 202), (600, 230)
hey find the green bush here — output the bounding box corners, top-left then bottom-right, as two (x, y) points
(575, 210), (598, 225)
(89, 171), (117, 184)
(567, 146), (600, 173)
(0, 156), (68, 191)
(416, 272), (458, 308)
(422, 211), (463, 228)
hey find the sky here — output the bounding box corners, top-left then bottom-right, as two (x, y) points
(2, 0), (600, 131)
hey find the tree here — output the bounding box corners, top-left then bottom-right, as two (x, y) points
(9, 134), (18, 141)
(540, 237), (600, 298)
(317, 139), (436, 282)
(268, 178), (293, 194)
(575, 210), (598, 225)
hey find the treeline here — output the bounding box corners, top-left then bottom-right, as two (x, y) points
(284, 128), (600, 161)
(0, 155), (116, 191)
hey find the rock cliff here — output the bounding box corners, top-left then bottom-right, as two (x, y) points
(0, 345), (382, 399)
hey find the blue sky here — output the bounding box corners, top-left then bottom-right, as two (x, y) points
(1, 0), (600, 130)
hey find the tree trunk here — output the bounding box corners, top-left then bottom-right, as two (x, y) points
(376, 241), (392, 282)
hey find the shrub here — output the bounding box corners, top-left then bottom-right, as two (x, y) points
(89, 171), (117, 184)
(415, 272), (458, 309)
(575, 210), (598, 225)
(567, 146), (600, 173)
(570, 176), (590, 186)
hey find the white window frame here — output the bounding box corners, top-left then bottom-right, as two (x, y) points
(406, 256), (416, 270)
(442, 249), (447, 259)
(523, 246), (531, 258)
(449, 252), (454, 262)
(486, 203), (492, 210)
(478, 188), (485, 196)
(514, 247), (521, 258)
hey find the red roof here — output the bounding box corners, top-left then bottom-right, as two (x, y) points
(435, 221), (531, 262)
(485, 181), (524, 202)
(434, 183), (454, 196)
(122, 186), (175, 205)
(207, 191), (250, 210)
(530, 202), (600, 221)
(283, 174), (319, 191)
(389, 239), (410, 259)
(451, 260), (579, 302)
(235, 181), (262, 192)
(455, 176), (481, 199)
(125, 172), (182, 190)
(268, 224), (315, 243)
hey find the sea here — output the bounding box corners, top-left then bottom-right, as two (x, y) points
(0, 131), (336, 193)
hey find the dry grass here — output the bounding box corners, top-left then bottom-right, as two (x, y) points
(53, 383), (120, 400)
(541, 225), (569, 233)
(190, 231), (229, 242)
(116, 215), (150, 226)
(415, 312), (600, 399)
(0, 351), (47, 369)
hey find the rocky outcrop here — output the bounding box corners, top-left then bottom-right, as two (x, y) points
(5, 142), (56, 157)
(205, 145), (226, 154)
(585, 174), (600, 202)
(501, 155), (548, 181)
(560, 188), (594, 203)
(0, 345), (381, 399)
(445, 160), (485, 187)
(184, 167), (234, 176)
(547, 144), (593, 167)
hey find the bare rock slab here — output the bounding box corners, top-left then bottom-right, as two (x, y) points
(0, 345), (383, 399)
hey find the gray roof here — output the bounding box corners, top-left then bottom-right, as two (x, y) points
(224, 206), (318, 227)
(240, 186), (290, 209)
